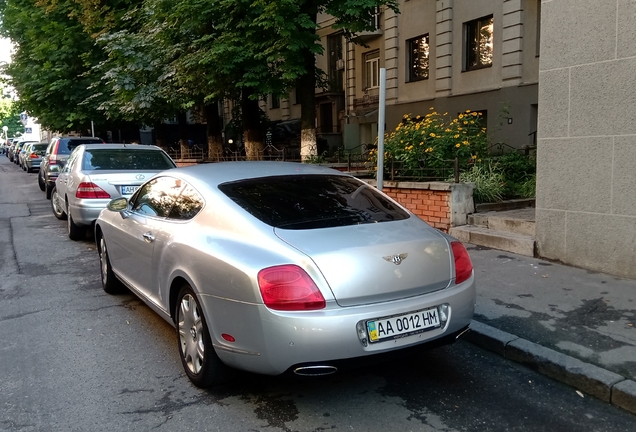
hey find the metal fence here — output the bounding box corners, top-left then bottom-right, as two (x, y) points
(166, 143), (459, 182)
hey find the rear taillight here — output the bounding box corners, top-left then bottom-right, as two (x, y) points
(451, 241), (473, 284)
(29, 153), (38, 159)
(76, 182), (111, 199)
(258, 265), (326, 311)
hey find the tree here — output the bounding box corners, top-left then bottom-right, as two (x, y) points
(0, 98), (23, 137)
(0, 0), (118, 132)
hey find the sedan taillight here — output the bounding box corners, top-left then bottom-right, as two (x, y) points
(451, 241), (473, 284)
(76, 182), (111, 199)
(29, 153), (38, 159)
(258, 265), (326, 311)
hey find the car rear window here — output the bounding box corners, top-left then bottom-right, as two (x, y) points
(57, 139), (104, 155)
(82, 148), (176, 171)
(219, 175), (409, 229)
(32, 144), (48, 154)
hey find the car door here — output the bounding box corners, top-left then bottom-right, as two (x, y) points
(107, 176), (184, 304)
(149, 182), (205, 307)
(56, 148), (80, 198)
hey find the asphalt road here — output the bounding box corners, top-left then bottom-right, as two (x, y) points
(1, 155), (635, 432)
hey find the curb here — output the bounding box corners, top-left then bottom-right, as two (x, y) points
(465, 320), (636, 415)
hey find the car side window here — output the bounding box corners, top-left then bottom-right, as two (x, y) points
(63, 150), (79, 173)
(130, 176), (184, 218)
(168, 184), (204, 220)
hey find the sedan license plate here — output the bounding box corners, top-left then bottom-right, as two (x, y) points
(366, 307), (440, 343)
(121, 185), (139, 195)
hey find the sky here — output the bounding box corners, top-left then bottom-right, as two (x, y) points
(0, 38), (13, 64)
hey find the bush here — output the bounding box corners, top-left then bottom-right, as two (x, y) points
(457, 162), (505, 204)
(368, 109), (489, 179)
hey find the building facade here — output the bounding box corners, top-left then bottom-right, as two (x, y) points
(263, 0), (541, 155)
(535, 0), (636, 279)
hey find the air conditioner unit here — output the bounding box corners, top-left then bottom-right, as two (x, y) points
(335, 59), (345, 71)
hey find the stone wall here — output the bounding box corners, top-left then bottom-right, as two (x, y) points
(536, 0), (636, 279)
(365, 180), (475, 232)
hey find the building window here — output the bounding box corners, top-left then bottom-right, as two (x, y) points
(270, 94), (280, 109)
(465, 15), (493, 71)
(364, 50), (380, 90)
(407, 34), (430, 82)
(328, 33), (344, 91)
(366, 7), (381, 31)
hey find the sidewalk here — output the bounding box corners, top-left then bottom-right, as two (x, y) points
(464, 245), (636, 414)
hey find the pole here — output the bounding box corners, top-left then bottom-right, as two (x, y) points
(91, 121), (95, 137)
(377, 68), (386, 191)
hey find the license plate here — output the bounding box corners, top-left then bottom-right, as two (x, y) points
(366, 307), (441, 343)
(121, 185), (139, 195)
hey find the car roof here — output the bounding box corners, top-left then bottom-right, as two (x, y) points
(77, 143), (165, 151)
(168, 161), (350, 189)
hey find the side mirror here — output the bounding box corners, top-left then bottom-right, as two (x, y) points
(107, 197), (129, 212)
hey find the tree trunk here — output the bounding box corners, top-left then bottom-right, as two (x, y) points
(177, 111), (189, 158)
(242, 88), (263, 161)
(298, 6), (318, 162)
(154, 122), (168, 150)
(205, 102), (223, 161)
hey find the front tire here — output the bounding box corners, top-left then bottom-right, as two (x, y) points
(50, 187), (67, 220)
(98, 233), (123, 294)
(66, 202), (86, 241)
(176, 286), (229, 388)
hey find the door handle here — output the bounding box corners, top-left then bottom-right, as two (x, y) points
(142, 232), (155, 243)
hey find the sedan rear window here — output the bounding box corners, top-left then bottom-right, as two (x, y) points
(82, 148), (176, 171)
(219, 175), (409, 229)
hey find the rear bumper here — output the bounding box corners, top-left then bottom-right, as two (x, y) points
(68, 199), (110, 226)
(201, 276), (476, 375)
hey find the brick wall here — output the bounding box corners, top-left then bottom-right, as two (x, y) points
(382, 187), (451, 232)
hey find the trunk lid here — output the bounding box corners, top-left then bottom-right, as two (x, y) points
(275, 218), (453, 307)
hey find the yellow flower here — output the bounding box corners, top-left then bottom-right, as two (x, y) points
(430, 133), (436, 137)
(457, 127), (462, 131)
(455, 143), (461, 148)
(445, 128), (451, 132)
(470, 120), (474, 124)
(443, 112), (448, 115)
(465, 110), (471, 113)
(472, 155), (477, 159)
(463, 140), (469, 145)
(478, 158), (482, 162)
(429, 107), (434, 110)
(416, 115), (421, 119)
(472, 112), (478, 116)
(459, 114), (464, 119)
(403, 114), (410, 119)
(454, 134), (460, 139)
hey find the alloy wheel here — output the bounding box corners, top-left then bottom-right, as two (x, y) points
(178, 294), (205, 374)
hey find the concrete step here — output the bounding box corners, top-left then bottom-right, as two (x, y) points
(467, 208), (536, 237)
(449, 225), (536, 257)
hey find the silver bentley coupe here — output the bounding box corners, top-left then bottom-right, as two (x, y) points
(95, 161), (476, 388)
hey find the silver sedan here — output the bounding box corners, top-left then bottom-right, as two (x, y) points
(95, 162), (476, 388)
(52, 143), (176, 240)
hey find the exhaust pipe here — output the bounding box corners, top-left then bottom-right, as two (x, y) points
(293, 365), (338, 376)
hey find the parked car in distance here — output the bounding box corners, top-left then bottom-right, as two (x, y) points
(39, 136), (106, 198)
(22, 142), (48, 173)
(95, 162), (476, 388)
(52, 143), (176, 240)
(18, 142), (40, 170)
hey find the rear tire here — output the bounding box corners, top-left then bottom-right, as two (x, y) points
(45, 184), (53, 199)
(176, 285), (231, 388)
(98, 233), (124, 294)
(66, 202), (86, 241)
(50, 187), (67, 220)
